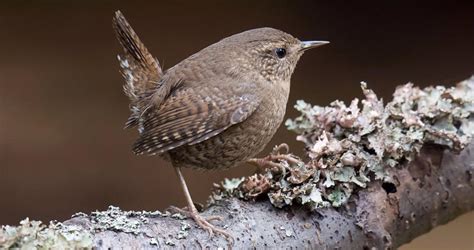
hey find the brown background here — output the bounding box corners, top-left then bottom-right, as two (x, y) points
(0, 1), (473, 249)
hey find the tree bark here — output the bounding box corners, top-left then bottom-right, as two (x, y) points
(60, 141), (473, 249)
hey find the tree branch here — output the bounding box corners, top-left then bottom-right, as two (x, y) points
(60, 141), (473, 249)
(1, 78), (473, 249)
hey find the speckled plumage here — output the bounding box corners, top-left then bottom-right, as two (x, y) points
(147, 37), (295, 170)
(113, 11), (325, 171)
(113, 10), (327, 240)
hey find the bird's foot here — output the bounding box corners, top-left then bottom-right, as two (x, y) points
(267, 153), (302, 165)
(167, 206), (233, 244)
(189, 212), (233, 242)
(248, 143), (302, 173)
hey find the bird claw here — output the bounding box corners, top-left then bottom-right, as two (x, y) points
(190, 211), (234, 245)
(248, 143), (301, 174)
(168, 206), (233, 244)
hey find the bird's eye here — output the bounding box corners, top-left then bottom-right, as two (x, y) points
(275, 48), (286, 58)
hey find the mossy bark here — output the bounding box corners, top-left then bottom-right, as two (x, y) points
(52, 141), (472, 249)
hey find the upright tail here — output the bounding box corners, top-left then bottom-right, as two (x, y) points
(112, 10), (163, 128)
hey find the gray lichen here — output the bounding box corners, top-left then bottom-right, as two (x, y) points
(211, 77), (473, 209)
(87, 205), (163, 234)
(0, 218), (93, 249)
(0, 206), (185, 249)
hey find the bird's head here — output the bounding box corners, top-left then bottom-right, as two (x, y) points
(220, 27), (329, 82)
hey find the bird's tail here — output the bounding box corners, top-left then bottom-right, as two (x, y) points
(112, 10), (163, 128)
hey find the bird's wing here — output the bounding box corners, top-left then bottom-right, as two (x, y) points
(132, 84), (261, 155)
(113, 10), (167, 128)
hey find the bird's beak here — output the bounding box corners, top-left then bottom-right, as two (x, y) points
(300, 40), (330, 52)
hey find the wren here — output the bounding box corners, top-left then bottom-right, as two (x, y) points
(113, 10), (328, 242)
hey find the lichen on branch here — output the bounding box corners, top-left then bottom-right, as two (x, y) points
(0, 207), (193, 249)
(210, 77), (473, 209)
(1, 78), (473, 249)
(0, 218), (93, 249)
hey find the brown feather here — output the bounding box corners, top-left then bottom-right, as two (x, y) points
(132, 85), (260, 155)
(113, 10), (163, 128)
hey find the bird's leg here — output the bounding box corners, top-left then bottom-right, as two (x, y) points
(173, 166), (234, 242)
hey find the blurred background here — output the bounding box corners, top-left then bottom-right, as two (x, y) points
(0, 1), (473, 248)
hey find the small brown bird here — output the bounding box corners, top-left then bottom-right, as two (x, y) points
(113, 11), (328, 241)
